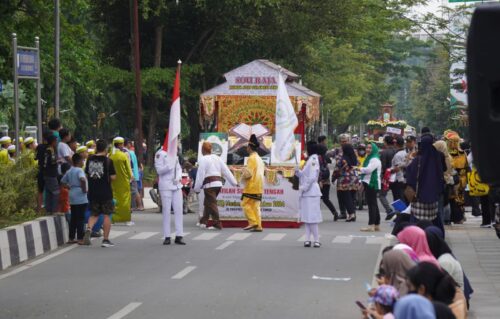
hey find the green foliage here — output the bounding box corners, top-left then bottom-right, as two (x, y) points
(0, 153), (39, 227)
(409, 45), (454, 134)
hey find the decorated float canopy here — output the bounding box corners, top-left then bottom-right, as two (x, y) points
(199, 59), (320, 133)
(366, 103), (409, 139)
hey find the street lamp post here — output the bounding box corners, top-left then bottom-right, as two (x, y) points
(54, 0), (60, 118)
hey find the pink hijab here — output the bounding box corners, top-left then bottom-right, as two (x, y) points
(397, 226), (439, 267)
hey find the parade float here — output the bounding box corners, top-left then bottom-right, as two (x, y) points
(366, 103), (409, 140)
(198, 59), (321, 228)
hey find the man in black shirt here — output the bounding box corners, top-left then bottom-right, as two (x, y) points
(43, 135), (60, 214)
(84, 139), (116, 247)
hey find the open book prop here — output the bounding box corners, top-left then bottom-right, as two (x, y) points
(228, 124), (271, 156)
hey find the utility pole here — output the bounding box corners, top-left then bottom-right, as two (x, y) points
(132, 0), (143, 161)
(54, 0), (60, 118)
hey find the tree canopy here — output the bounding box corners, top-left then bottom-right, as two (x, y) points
(0, 0), (466, 161)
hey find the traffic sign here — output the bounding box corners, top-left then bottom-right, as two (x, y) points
(17, 49), (38, 77)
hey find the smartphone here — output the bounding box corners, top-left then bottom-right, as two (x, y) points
(355, 301), (366, 310)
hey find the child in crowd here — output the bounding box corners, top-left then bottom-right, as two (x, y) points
(363, 285), (399, 319)
(61, 153), (88, 244)
(59, 163), (71, 223)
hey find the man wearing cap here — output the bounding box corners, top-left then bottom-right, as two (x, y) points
(194, 141), (238, 230)
(155, 141), (186, 245)
(7, 145), (16, 163)
(240, 134), (265, 232)
(23, 137), (37, 167)
(125, 139), (144, 211)
(109, 137), (133, 224)
(0, 136), (12, 165)
(86, 140), (95, 152)
(76, 145), (89, 167)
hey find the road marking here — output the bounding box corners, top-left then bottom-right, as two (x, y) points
(0, 244), (78, 281)
(332, 236), (353, 244)
(226, 233), (251, 241)
(160, 232), (190, 239)
(109, 231), (129, 239)
(106, 302), (142, 319)
(193, 233), (220, 240)
(349, 235), (376, 238)
(263, 233), (286, 241)
(216, 241), (234, 250)
(129, 232), (159, 240)
(297, 234), (322, 241)
(312, 275), (351, 281)
(366, 237), (385, 245)
(172, 266), (197, 279)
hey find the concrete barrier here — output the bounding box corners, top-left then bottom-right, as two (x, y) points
(0, 215), (68, 271)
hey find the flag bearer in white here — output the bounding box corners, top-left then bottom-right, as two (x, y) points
(194, 141), (238, 229)
(155, 148), (185, 245)
(296, 142), (323, 248)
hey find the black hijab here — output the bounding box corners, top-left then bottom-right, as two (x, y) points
(341, 143), (358, 166)
(406, 134), (443, 203)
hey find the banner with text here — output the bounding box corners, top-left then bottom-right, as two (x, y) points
(198, 173), (299, 220)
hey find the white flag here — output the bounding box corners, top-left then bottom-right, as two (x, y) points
(275, 71), (298, 162)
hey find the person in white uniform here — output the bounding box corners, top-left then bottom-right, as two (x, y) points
(155, 147), (185, 245)
(194, 142), (238, 230)
(296, 141), (323, 248)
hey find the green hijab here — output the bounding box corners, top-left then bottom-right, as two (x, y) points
(361, 142), (380, 190)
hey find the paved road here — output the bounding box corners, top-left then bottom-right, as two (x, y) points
(0, 203), (388, 319)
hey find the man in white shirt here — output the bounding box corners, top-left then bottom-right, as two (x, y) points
(57, 128), (74, 166)
(194, 142), (237, 230)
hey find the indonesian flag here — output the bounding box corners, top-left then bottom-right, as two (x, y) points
(163, 60), (182, 158)
(274, 71), (298, 162)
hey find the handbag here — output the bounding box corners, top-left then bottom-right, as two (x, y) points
(404, 158), (420, 203)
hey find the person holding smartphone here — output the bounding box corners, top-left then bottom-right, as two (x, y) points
(358, 285), (399, 319)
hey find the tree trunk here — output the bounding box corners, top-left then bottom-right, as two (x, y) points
(146, 24), (164, 167)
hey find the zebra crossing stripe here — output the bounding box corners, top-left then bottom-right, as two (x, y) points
(262, 233), (286, 241)
(226, 233), (251, 241)
(332, 236), (353, 244)
(129, 232), (159, 240)
(193, 233), (220, 240)
(109, 231), (129, 239)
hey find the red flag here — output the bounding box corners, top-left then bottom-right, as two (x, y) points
(163, 61), (182, 157)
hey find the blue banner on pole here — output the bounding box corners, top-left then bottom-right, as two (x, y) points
(0, 80), (2, 93)
(17, 49), (38, 77)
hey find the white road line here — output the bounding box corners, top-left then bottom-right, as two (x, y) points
(216, 241), (234, 250)
(109, 230), (129, 239)
(297, 234), (321, 242)
(227, 233), (251, 241)
(193, 232), (220, 240)
(0, 244), (78, 281)
(262, 233), (286, 241)
(160, 232), (190, 239)
(332, 236), (353, 244)
(106, 302), (142, 319)
(366, 237), (385, 245)
(172, 266), (197, 279)
(129, 232), (159, 240)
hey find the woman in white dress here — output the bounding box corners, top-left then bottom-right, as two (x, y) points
(296, 142), (323, 247)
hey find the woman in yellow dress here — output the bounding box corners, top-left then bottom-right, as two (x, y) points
(109, 137), (133, 223)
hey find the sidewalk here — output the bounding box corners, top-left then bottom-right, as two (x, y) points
(446, 212), (500, 319)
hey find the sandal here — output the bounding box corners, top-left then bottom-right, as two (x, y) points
(304, 241), (311, 247)
(313, 242), (321, 248)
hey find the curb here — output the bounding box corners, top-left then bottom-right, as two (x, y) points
(0, 215), (69, 271)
